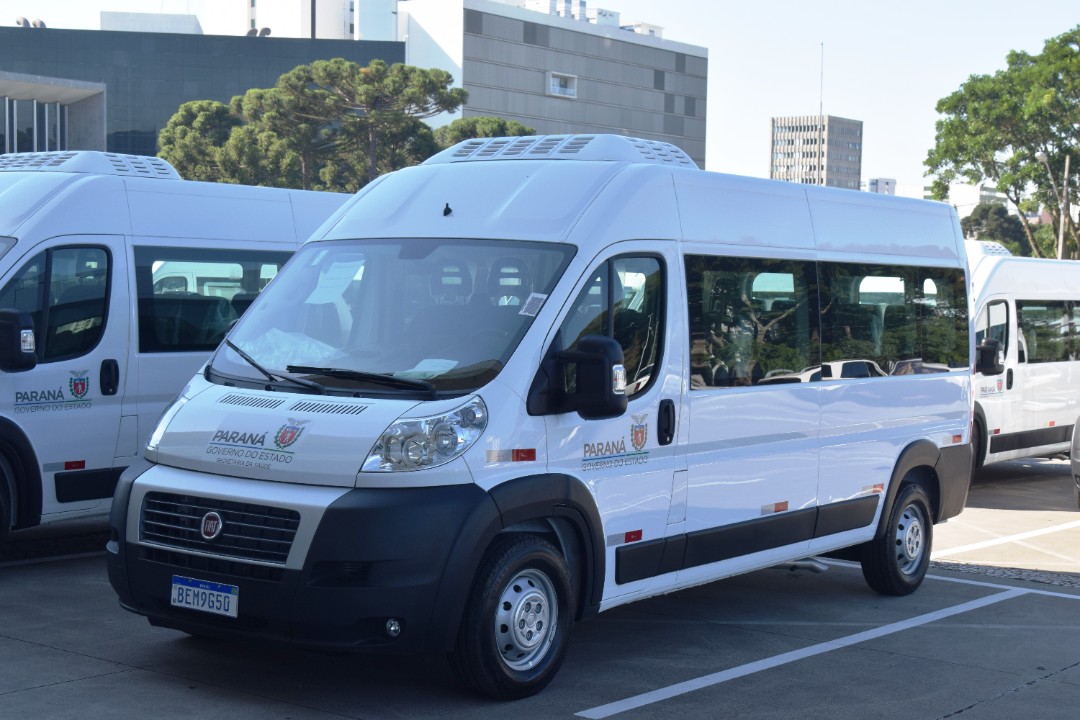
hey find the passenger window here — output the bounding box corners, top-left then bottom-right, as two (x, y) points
(685, 255), (817, 387)
(0, 246), (109, 362)
(134, 247), (292, 353)
(561, 256), (664, 398)
(820, 262), (968, 375)
(1017, 300), (1071, 363)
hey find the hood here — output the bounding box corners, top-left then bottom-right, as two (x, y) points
(152, 384), (420, 487)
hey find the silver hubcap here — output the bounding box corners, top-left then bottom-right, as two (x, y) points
(894, 502), (926, 576)
(495, 568), (558, 671)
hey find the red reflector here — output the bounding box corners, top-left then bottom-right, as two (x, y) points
(512, 449), (536, 462)
(993, 429), (1001, 435)
(624, 529), (643, 543)
(952, 435), (963, 444)
(64, 460), (86, 471)
(775, 501), (789, 513)
(1049, 421), (1056, 427)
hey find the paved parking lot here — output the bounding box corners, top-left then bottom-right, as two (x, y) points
(2, 459), (1079, 719)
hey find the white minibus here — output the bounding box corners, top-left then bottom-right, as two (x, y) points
(106, 135), (973, 699)
(0, 151), (348, 543)
(969, 240), (1080, 470)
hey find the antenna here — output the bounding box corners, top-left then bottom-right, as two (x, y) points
(258, 27), (271, 37)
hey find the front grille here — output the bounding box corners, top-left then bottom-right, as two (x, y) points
(141, 492), (300, 565)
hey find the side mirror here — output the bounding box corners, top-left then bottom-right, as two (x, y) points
(526, 334), (629, 419)
(0, 309), (37, 372)
(563, 335), (628, 420)
(975, 337), (1004, 376)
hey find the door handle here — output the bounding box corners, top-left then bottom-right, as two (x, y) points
(1006, 368), (1013, 390)
(658, 398), (675, 446)
(100, 359), (119, 396)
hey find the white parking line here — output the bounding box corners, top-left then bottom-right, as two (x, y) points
(932, 519), (1080, 558)
(575, 589), (1026, 719)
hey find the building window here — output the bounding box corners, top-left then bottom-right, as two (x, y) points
(546, 72), (577, 99)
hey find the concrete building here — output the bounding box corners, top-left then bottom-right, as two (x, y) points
(2, 1), (704, 164)
(0, 24), (401, 157)
(400, 0), (707, 166)
(770, 114), (862, 190)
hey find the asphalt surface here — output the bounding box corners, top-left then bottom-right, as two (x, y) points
(1, 458), (1078, 719)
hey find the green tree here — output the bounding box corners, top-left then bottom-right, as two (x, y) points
(158, 100), (239, 182)
(433, 116), (534, 148)
(926, 25), (1080, 258)
(307, 58), (467, 184)
(960, 203), (1033, 255)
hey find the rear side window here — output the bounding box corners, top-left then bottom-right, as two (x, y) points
(134, 247), (292, 353)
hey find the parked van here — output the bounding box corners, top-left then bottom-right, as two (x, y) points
(969, 240), (1080, 469)
(0, 151), (348, 543)
(106, 135), (973, 699)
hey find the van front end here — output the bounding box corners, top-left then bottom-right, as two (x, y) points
(107, 461), (497, 653)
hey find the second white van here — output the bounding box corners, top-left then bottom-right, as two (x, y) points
(0, 151), (348, 543)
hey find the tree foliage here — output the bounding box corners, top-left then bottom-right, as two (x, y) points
(158, 100), (240, 182)
(433, 116), (535, 147)
(960, 203), (1033, 255)
(157, 59), (480, 192)
(926, 25), (1080, 258)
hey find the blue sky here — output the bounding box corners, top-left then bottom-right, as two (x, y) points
(8, 0), (1079, 184)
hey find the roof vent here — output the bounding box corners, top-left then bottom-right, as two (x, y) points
(968, 240), (1013, 258)
(0, 151), (181, 180)
(427, 134), (698, 168)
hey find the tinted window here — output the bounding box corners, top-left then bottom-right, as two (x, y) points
(0, 246), (109, 362)
(135, 247), (292, 353)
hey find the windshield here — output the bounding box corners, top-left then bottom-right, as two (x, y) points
(209, 238), (575, 395)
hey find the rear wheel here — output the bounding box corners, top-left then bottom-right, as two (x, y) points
(861, 483), (932, 596)
(450, 534), (573, 700)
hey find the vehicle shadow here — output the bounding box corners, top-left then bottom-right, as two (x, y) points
(966, 458), (1076, 512)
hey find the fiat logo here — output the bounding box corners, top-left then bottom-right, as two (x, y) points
(200, 511), (224, 541)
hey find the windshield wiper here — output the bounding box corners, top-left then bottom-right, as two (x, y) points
(287, 365), (437, 397)
(225, 340), (326, 394)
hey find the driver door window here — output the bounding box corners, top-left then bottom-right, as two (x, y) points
(561, 256), (664, 398)
(0, 246), (110, 362)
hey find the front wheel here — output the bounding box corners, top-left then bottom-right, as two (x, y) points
(860, 483), (933, 596)
(450, 534), (573, 700)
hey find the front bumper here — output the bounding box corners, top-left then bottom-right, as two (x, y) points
(107, 466), (496, 653)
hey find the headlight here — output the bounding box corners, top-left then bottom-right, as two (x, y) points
(362, 396), (487, 472)
(145, 382), (194, 461)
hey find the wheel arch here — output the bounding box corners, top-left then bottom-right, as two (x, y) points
(0, 416), (42, 531)
(876, 439), (942, 540)
(429, 473), (603, 653)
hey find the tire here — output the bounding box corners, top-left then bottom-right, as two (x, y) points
(972, 416), (986, 472)
(0, 463), (11, 546)
(860, 483), (933, 596)
(0, 483), (9, 546)
(450, 534), (574, 700)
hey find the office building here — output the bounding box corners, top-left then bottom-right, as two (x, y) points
(770, 114), (862, 190)
(401, 0), (707, 166)
(2, 1), (704, 164)
(0, 24), (401, 157)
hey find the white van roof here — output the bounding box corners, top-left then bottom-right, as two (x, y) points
(0, 151), (348, 245)
(321, 134), (963, 263)
(0, 150), (180, 179)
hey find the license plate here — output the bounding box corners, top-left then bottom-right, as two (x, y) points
(170, 575), (239, 618)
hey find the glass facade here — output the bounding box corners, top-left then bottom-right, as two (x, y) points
(2, 99), (66, 154)
(0, 27), (403, 157)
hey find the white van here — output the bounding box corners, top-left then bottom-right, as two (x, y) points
(969, 240), (1080, 469)
(0, 151), (348, 543)
(106, 135), (973, 699)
